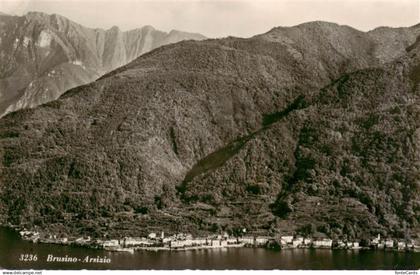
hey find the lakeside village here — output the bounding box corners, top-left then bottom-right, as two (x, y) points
(18, 229), (420, 253)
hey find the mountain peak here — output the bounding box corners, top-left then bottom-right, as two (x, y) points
(167, 29), (207, 41)
(168, 29), (182, 34)
(23, 11), (73, 28)
(24, 11), (50, 19)
(142, 25), (155, 31)
(264, 21), (358, 36)
(296, 20), (342, 28)
(108, 25), (121, 32)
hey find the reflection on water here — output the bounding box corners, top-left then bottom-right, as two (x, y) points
(0, 227), (418, 270)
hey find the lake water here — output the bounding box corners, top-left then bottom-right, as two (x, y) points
(0, 227), (418, 270)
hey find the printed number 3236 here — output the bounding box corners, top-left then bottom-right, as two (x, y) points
(19, 254), (38, 261)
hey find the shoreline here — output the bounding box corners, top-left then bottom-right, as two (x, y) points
(23, 238), (420, 254)
(5, 226), (419, 253)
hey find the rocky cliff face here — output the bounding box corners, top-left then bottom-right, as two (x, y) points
(0, 21), (419, 240)
(0, 12), (205, 116)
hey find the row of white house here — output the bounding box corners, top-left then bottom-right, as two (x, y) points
(99, 234), (271, 250)
(280, 236), (333, 248)
(19, 229), (419, 252)
(371, 234), (417, 250)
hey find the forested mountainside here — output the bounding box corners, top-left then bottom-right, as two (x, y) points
(0, 21), (419, 240)
(0, 11), (205, 116)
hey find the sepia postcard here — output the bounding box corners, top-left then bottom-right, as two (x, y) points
(0, 0), (419, 273)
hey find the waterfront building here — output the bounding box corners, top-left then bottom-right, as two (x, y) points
(336, 240), (346, 248)
(31, 235), (40, 243)
(103, 239), (120, 249)
(295, 237), (304, 243)
(192, 238), (208, 246)
(281, 236), (294, 244)
(238, 236), (254, 245)
(406, 240), (415, 249)
(292, 237), (304, 248)
(19, 230), (33, 237)
(313, 238), (332, 248)
(372, 234), (381, 245)
(162, 237), (172, 244)
(184, 239), (193, 246)
(397, 241), (406, 250)
(227, 238), (238, 244)
(211, 239), (221, 247)
(19, 231), (40, 242)
(123, 237), (137, 246)
(414, 243), (420, 252)
(384, 240), (394, 248)
(255, 237), (270, 246)
(124, 237), (154, 247)
(75, 237), (92, 245)
(148, 232), (157, 239)
(170, 240), (185, 249)
(303, 238), (312, 246)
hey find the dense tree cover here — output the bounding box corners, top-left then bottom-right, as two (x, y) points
(0, 23), (419, 239)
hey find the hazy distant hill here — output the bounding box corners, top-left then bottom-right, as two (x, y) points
(0, 21), (419, 240)
(0, 11), (206, 116)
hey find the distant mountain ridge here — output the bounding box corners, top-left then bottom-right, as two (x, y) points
(0, 11), (206, 116)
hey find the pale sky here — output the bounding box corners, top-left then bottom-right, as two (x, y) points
(0, 0), (419, 38)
